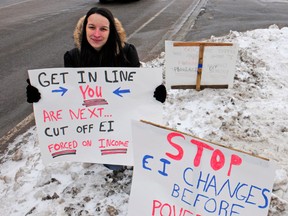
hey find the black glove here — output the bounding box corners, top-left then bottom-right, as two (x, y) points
(26, 79), (41, 103)
(153, 84), (167, 103)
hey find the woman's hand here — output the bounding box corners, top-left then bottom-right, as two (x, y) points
(153, 84), (167, 103)
(26, 79), (41, 103)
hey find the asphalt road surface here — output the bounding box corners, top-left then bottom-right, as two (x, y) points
(0, 0), (206, 149)
(186, 0), (288, 41)
(1, 0), (288, 151)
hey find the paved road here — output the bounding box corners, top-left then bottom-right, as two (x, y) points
(186, 0), (288, 41)
(0, 0), (206, 149)
(0, 0), (95, 147)
(2, 0), (288, 151)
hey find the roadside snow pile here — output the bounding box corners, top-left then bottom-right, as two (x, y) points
(162, 24), (288, 215)
(0, 24), (288, 216)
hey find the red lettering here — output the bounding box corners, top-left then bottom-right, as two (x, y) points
(88, 107), (103, 118)
(43, 110), (62, 122)
(152, 199), (197, 216)
(88, 108), (98, 118)
(98, 138), (129, 148)
(69, 108), (86, 120)
(166, 132), (184, 160)
(210, 149), (225, 171)
(165, 133), (243, 176)
(48, 140), (78, 153)
(69, 108), (104, 120)
(152, 200), (162, 215)
(82, 140), (92, 147)
(79, 85), (102, 100)
(191, 139), (214, 167)
(228, 154), (242, 176)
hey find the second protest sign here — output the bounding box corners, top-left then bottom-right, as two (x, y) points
(129, 120), (276, 216)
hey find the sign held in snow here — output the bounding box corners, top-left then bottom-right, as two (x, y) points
(28, 67), (163, 166)
(165, 41), (238, 90)
(128, 120), (276, 216)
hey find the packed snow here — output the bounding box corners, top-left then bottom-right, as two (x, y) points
(0, 24), (288, 216)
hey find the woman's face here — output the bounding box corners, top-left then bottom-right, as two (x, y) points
(86, 13), (110, 50)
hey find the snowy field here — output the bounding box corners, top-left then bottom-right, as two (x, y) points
(0, 25), (288, 215)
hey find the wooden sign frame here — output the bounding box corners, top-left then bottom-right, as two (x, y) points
(165, 41), (238, 91)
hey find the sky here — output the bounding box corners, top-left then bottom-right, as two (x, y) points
(0, 24), (288, 216)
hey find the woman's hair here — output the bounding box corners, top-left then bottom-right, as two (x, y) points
(80, 7), (126, 67)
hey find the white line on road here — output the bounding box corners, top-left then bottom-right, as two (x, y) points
(0, 0), (34, 10)
(127, 0), (178, 40)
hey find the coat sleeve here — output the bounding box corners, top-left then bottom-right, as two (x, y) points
(63, 48), (79, 67)
(124, 43), (141, 67)
(64, 51), (73, 67)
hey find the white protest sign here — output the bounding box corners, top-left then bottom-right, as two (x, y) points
(28, 68), (163, 166)
(128, 121), (276, 216)
(165, 41), (238, 90)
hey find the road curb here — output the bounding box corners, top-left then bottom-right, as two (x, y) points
(0, 113), (35, 153)
(143, 0), (209, 61)
(172, 0), (209, 41)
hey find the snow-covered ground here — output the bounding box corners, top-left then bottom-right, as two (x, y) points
(0, 24), (288, 216)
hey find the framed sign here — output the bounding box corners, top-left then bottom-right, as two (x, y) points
(165, 41), (238, 90)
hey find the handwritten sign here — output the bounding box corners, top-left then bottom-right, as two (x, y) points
(28, 68), (163, 165)
(128, 121), (276, 216)
(165, 41), (238, 90)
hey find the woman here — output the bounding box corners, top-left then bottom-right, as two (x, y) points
(26, 8), (166, 171)
(64, 7), (140, 68)
(27, 7), (165, 102)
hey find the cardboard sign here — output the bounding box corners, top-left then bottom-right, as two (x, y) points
(28, 68), (163, 165)
(128, 121), (276, 216)
(165, 41), (238, 90)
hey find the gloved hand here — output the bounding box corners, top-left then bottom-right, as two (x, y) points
(153, 84), (167, 103)
(26, 79), (41, 103)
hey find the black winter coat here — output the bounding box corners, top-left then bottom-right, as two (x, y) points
(64, 43), (140, 67)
